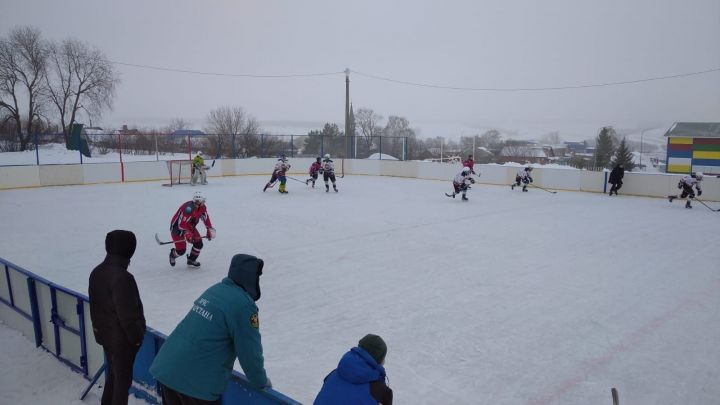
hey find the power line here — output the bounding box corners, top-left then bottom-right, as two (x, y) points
(352, 67), (720, 92)
(110, 59), (720, 91)
(111, 60), (345, 78)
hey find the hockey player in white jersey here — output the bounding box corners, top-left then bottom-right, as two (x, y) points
(321, 154), (338, 192)
(511, 166), (533, 192)
(446, 167), (475, 201)
(669, 172), (703, 208)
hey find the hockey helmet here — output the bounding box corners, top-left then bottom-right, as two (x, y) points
(462, 167), (471, 174)
(192, 191), (206, 205)
(526, 166), (533, 171)
(694, 172), (704, 181)
(324, 153), (331, 159)
(196, 151), (203, 157)
(278, 154), (287, 162)
(316, 157), (322, 162)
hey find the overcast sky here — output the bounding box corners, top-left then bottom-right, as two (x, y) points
(1, 0), (719, 140)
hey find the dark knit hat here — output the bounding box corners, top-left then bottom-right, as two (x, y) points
(358, 334), (387, 364)
(105, 230), (136, 259)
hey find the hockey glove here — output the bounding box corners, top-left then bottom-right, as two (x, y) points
(207, 227), (216, 240)
(697, 190), (702, 196)
(184, 231), (196, 243)
(529, 177), (534, 183)
(469, 178), (476, 184)
(678, 182), (683, 189)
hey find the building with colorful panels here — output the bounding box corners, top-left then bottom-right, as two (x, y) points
(665, 122), (720, 175)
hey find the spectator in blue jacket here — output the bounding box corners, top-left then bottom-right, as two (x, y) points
(150, 254), (271, 404)
(314, 334), (393, 405)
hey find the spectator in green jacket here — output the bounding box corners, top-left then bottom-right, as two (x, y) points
(150, 254), (271, 404)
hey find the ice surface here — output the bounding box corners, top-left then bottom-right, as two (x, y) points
(1, 175), (719, 404)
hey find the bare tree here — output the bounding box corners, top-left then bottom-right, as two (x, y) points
(205, 106), (260, 158)
(165, 117), (190, 133)
(0, 27), (47, 151)
(539, 131), (562, 145)
(45, 38), (119, 143)
(355, 108), (383, 155)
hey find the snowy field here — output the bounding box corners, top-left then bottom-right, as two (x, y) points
(1, 175), (719, 404)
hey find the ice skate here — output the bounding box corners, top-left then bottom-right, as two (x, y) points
(333, 185), (338, 192)
(169, 249), (176, 267)
(685, 201), (692, 209)
(511, 184), (515, 190)
(668, 195), (676, 202)
(461, 195), (469, 201)
(326, 184), (330, 192)
(187, 256), (201, 267)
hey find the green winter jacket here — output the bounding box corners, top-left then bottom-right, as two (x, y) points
(150, 272), (267, 401)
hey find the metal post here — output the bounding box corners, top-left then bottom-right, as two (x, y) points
(118, 133), (125, 182)
(321, 135), (324, 157)
(291, 135), (294, 158)
(34, 133), (39, 165)
(379, 136), (382, 159)
(155, 133), (159, 161)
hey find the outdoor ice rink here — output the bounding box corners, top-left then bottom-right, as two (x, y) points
(1, 174), (719, 404)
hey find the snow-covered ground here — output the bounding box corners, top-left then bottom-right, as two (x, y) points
(0, 321), (146, 405)
(1, 175), (719, 404)
(0, 143), (191, 165)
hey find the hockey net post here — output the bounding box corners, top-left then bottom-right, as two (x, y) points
(163, 160), (193, 186)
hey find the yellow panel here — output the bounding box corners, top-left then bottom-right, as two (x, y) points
(667, 164), (690, 173)
(693, 151), (720, 159)
(669, 137), (693, 144)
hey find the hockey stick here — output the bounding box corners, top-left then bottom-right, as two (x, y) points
(286, 175), (309, 185)
(80, 363), (106, 400)
(529, 183), (557, 194)
(155, 233), (208, 245)
(694, 198), (720, 212)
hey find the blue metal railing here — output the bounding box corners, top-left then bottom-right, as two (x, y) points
(0, 256), (301, 405)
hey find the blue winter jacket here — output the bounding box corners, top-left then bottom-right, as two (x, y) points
(150, 256), (267, 401)
(314, 347), (388, 405)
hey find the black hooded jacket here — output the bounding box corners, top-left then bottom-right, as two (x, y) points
(89, 230), (146, 347)
(609, 166), (625, 184)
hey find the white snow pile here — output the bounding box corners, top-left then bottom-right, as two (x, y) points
(0, 321), (146, 405)
(366, 153), (398, 160)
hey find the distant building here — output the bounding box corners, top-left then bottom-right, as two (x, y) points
(664, 122), (720, 174)
(170, 129), (206, 138)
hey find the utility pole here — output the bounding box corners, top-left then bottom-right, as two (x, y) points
(344, 68), (351, 159)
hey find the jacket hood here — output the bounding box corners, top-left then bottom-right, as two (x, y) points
(105, 230), (136, 259)
(227, 254), (263, 301)
(336, 347), (385, 385)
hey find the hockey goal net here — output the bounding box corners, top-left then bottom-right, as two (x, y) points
(163, 160), (193, 186)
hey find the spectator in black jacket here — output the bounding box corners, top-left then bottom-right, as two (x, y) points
(89, 230), (146, 405)
(608, 164), (625, 196)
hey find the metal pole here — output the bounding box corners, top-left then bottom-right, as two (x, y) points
(155, 133), (159, 161)
(345, 69), (350, 159)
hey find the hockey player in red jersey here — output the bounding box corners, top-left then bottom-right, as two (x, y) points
(169, 192), (216, 267)
(462, 154), (475, 174)
(306, 157), (323, 188)
(263, 155), (291, 194)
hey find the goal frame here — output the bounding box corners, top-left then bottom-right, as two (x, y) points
(162, 159), (194, 187)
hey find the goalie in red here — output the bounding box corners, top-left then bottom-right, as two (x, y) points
(168, 192), (216, 267)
